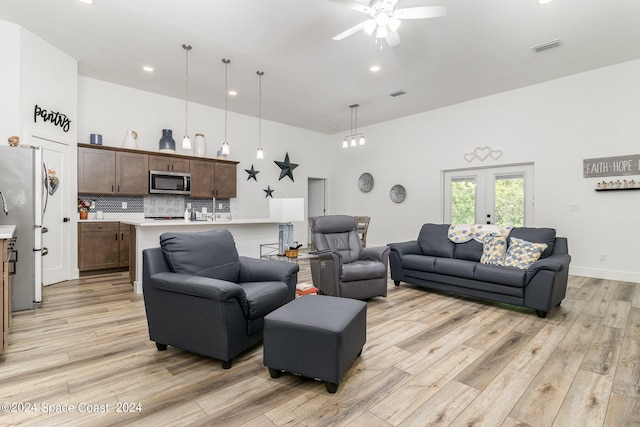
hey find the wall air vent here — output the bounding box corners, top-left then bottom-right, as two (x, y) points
(531, 39), (562, 53)
(390, 90), (406, 97)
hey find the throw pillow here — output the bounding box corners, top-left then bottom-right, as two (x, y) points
(503, 237), (548, 270)
(480, 234), (508, 265)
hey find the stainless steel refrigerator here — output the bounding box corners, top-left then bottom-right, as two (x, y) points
(0, 145), (46, 311)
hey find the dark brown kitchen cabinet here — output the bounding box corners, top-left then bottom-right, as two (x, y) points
(78, 222), (130, 272)
(118, 223), (130, 268)
(1, 237), (12, 354)
(214, 162), (237, 198)
(148, 155), (190, 173)
(116, 152), (149, 195)
(78, 147), (115, 194)
(189, 159), (237, 198)
(77, 146), (148, 195)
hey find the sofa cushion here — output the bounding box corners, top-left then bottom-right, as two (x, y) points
(474, 263), (526, 287)
(480, 235), (508, 265)
(418, 224), (455, 258)
(160, 229), (240, 282)
(433, 258), (476, 280)
(503, 237), (547, 270)
(508, 227), (556, 258)
(401, 254), (437, 273)
(454, 240), (484, 262)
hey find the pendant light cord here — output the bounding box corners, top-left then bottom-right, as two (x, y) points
(258, 71), (263, 149)
(224, 60), (228, 143)
(184, 46), (189, 136)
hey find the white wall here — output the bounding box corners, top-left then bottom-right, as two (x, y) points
(328, 59), (640, 282)
(78, 77), (332, 245)
(0, 21), (20, 136)
(18, 28), (78, 142)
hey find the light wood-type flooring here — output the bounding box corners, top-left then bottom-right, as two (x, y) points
(1, 262), (639, 426)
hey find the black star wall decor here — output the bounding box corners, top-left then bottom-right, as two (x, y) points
(263, 185), (275, 198)
(245, 164), (260, 181)
(274, 152), (298, 182)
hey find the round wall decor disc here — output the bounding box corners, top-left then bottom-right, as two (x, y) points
(358, 173), (374, 193)
(390, 184), (406, 203)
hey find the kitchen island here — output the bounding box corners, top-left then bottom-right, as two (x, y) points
(120, 218), (281, 294)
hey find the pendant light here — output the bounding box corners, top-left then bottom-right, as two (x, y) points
(342, 104), (365, 148)
(256, 70), (265, 159)
(221, 58), (231, 156)
(182, 43), (192, 150)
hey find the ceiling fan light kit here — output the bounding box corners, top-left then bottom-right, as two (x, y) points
(332, 0), (447, 47)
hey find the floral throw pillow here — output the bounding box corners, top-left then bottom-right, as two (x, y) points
(480, 234), (508, 265)
(503, 237), (548, 270)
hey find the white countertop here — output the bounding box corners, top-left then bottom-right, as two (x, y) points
(119, 218), (278, 227)
(0, 225), (16, 239)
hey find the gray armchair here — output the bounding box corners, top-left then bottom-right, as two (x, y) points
(142, 229), (299, 369)
(310, 215), (389, 300)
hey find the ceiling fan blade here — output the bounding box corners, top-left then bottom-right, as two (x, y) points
(332, 20), (370, 41)
(385, 31), (401, 47)
(393, 6), (448, 20)
(329, 0), (372, 14)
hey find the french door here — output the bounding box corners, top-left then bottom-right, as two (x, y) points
(443, 164), (534, 226)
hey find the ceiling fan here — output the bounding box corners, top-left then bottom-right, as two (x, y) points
(331, 0), (447, 47)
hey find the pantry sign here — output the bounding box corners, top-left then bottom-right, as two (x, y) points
(583, 155), (640, 178)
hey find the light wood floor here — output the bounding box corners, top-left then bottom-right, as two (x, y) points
(1, 263), (639, 426)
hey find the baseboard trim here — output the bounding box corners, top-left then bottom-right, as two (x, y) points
(570, 266), (640, 283)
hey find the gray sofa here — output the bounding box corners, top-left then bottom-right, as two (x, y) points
(388, 224), (571, 318)
(143, 229), (299, 368)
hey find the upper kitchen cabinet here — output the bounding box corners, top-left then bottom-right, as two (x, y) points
(190, 159), (237, 198)
(78, 146), (148, 195)
(115, 152), (149, 195)
(78, 146), (116, 194)
(148, 155), (189, 173)
(214, 161), (237, 199)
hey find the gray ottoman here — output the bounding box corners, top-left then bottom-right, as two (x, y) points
(263, 295), (367, 393)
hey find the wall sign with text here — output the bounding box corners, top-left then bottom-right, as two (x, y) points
(33, 104), (71, 132)
(583, 155), (640, 178)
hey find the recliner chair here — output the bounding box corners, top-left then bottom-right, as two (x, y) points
(142, 229), (299, 369)
(310, 215), (389, 300)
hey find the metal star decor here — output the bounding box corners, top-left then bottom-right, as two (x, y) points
(274, 152), (298, 182)
(245, 164), (260, 181)
(263, 185), (275, 198)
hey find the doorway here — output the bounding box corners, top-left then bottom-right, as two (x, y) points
(307, 178), (327, 247)
(29, 132), (72, 286)
(443, 164), (534, 226)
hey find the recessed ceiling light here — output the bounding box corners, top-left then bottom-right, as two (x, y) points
(143, 66), (154, 72)
(370, 65), (381, 72)
(538, 0), (553, 4)
(79, 0), (95, 5)
(228, 90), (237, 96)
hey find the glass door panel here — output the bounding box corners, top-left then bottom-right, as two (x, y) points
(444, 164), (534, 226)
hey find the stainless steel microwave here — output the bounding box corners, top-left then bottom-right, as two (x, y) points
(149, 170), (191, 195)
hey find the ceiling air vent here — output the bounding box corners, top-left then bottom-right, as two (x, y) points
(531, 39), (562, 53)
(390, 90), (406, 97)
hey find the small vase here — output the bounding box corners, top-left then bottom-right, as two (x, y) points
(79, 210), (88, 220)
(122, 130), (137, 149)
(158, 129), (176, 152)
(194, 133), (206, 157)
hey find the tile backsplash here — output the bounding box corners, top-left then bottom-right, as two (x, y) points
(79, 194), (230, 216)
